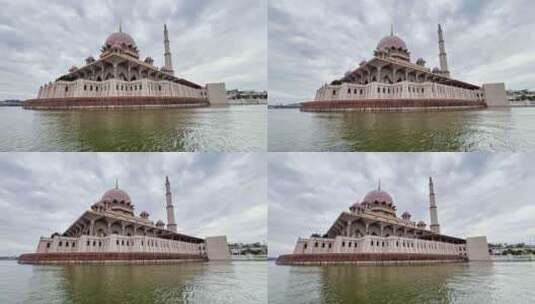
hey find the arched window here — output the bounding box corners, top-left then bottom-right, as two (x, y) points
(90, 85), (93, 91)
(58, 241), (62, 247)
(348, 242), (352, 247)
(314, 242), (318, 247)
(65, 242), (69, 247)
(65, 87), (68, 92)
(84, 85), (87, 91)
(342, 241), (345, 247)
(370, 240), (374, 246)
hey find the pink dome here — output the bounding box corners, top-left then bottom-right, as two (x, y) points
(362, 190), (393, 204)
(105, 32), (137, 49)
(101, 188), (131, 203)
(376, 35), (408, 51)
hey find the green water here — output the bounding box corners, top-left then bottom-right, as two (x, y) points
(0, 105), (266, 152)
(0, 261), (267, 304)
(268, 107), (535, 151)
(268, 261), (535, 304)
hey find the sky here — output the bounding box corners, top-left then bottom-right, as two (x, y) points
(268, 153), (535, 257)
(0, 0), (267, 100)
(269, 0), (535, 104)
(0, 153), (267, 256)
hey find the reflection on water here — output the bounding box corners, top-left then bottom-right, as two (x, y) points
(0, 105), (266, 151)
(0, 261), (267, 304)
(268, 108), (535, 151)
(269, 261), (535, 304)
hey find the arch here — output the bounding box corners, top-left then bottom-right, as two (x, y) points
(131, 75), (137, 81)
(96, 76), (102, 82)
(119, 73), (127, 81)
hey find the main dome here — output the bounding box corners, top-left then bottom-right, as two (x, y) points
(362, 189), (393, 204)
(376, 35), (408, 51)
(105, 32), (137, 49)
(101, 188), (131, 203)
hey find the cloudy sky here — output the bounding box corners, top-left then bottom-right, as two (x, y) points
(269, 0), (535, 104)
(0, 153), (266, 256)
(269, 153), (535, 257)
(0, 0), (267, 100)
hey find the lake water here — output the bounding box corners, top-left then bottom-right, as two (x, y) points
(0, 105), (266, 152)
(269, 261), (535, 304)
(268, 108), (535, 151)
(0, 261), (267, 304)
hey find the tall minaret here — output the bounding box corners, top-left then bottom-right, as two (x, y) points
(163, 24), (174, 76)
(438, 24), (450, 77)
(165, 176), (177, 232)
(429, 177), (440, 234)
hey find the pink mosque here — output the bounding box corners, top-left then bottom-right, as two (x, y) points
(301, 24), (507, 112)
(19, 177), (231, 264)
(277, 178), (490, 265)
(24, 24), (228, 109)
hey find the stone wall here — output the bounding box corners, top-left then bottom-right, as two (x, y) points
(482, 83), (508, 107)
(23, 96), (208, 110)
(36, 235), (206, 256)
(205, 236), (231, 261)
(315, 81), (484, 102)
(19, 252), (206, 265)
(302, 99), (486, 112)
(277, 253), (466, 265)
(293, 235), (466, 257)
(36, 79), (204, 100)
(466, 236), (491, 261)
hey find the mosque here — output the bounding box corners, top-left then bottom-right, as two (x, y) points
(19, 177), (231, 264)
(277, 178), (490, 265)
(301, 24), (507, 112)
(23, 24), (228, 109)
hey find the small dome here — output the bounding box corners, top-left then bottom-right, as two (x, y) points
(417, 220), (426, 227)
(69, 66), (78, 73)
(376, 35), (408, 52)
(156, 220), (165, 227)
(101, 188), (131, 204)
(401, 211), (411, 219)
(140, 211), (149, 218)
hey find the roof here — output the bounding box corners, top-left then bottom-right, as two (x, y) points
(56, 52), (202, 89)
(340, 57), (480, 90)
(62, 210), (204, 243)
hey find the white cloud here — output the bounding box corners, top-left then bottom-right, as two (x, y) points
(268, 153), (535, 257)
(0, 153), (267, 256)
(0, 0), (267, 100)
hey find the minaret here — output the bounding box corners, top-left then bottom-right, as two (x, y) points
(438, 24), (450, 77)
(165, 176), (177, 232)
(429, 177), (440, 234)
(163, 24), (174, 76)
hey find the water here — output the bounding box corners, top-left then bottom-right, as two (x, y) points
(0, 261), (267, 304)
(0, 105), (266, 152)
(269, 261), (535, 304)
(268, 108), (535, 151)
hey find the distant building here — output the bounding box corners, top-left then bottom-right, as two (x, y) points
(278, 177), (490, 265)
(24, 24), (227, 109)
(227, 89), (267, 105)
(302, 24), (506, 111)
(507, 89), (535, 106)
(19, 177), (231, 264)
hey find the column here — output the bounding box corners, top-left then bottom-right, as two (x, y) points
(89, 219), (95, 236)
(346, 220), (353, 237)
